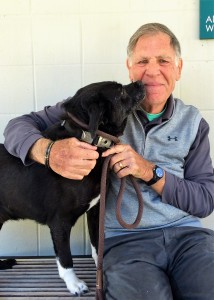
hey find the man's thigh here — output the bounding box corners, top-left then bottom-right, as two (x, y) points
(103, 231), (173, 300)
(168, 227), (214, 300)
(103, 227), (214, 300)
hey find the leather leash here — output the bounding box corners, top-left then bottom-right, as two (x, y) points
(66, 112), (143, 299)
(96, 155), (143, 300)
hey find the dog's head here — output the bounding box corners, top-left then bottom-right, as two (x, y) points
(63, 81), (145, 138)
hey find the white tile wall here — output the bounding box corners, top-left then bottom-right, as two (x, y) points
(130, 0), (198, 11)
(0, 16), (32, 66)
(0, 0), (213, 256)
(31, 0), (80, 14)
(32, 16), (81, 65)
(0, 0), (30, 15)
(35, 65), (82, 109)
(0, 66), (34, 114)
(0, 220), (38, 256)
(180, 61), (214, 109)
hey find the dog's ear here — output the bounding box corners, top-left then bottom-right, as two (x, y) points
(88, 102), (104, 138)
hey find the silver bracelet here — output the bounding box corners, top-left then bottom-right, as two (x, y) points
(44, 141), (55, 168)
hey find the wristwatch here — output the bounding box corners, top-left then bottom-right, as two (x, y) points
(146, 165), (164, 186)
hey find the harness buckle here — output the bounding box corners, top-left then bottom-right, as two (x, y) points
(81, 131), (112, 148)
(81, 131), (94, 144)
(95, 136), (112, 148)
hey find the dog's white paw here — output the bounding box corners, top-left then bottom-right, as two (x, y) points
(64, 272), (88, 295)
(56, 259), (89, 295)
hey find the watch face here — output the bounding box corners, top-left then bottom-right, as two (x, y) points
(156, 167), (164, 178)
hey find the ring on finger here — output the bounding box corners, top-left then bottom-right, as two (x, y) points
(119, 162), (124, 169)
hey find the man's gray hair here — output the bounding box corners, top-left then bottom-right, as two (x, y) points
(127, 23), (181, 60)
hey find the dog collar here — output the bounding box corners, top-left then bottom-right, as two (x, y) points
(81, 130), (113, 148)
(62, 120), (114, 149)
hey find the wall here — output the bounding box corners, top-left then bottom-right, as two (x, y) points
(0, 0), (213, 256)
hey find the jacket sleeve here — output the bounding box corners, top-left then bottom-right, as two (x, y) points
(3, 101), (65, 165)
(162, 118), (214, 218)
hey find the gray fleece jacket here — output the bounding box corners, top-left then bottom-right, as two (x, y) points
(105, 98), (213, 237)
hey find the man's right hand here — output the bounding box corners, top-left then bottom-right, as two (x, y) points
(29, 138), (99, 180)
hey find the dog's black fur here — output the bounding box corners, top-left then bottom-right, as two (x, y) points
(0, 81), (145, 295)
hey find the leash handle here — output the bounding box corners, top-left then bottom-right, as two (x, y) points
(116, 176), (143, 229)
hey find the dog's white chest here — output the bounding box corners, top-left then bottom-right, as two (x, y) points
(87, 195), (100, 211)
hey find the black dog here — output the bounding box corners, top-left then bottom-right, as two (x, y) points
(0, 81), (145, 295)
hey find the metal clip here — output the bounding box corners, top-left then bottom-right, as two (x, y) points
(95, 136), (112, 148)
(81, 130), (113, 148)
(81, 130), (93, 144)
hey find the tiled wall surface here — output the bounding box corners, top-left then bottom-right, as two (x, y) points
(0, 0), (213, 255)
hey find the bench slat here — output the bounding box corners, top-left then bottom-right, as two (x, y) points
(0, 258), (96, 299)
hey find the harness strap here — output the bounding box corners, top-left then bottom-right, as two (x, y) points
(67, 112), (121, 145)
(63, 119), (114, 148)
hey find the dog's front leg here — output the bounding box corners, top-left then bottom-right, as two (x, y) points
(49, 221), (88, 296)
(87, 203), (100, 266)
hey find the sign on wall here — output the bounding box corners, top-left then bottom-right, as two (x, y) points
(200, 0), (214, 39)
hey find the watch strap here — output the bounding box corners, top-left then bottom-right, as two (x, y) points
(146, 165), (164, 186)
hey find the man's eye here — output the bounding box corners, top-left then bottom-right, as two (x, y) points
(159, 59), (169, 64)
(138, 60), (148, 65)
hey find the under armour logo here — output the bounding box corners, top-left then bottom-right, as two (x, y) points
(168, 136), (178, 141)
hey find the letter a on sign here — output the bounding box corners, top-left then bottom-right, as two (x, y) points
(200, 0), (214, 39)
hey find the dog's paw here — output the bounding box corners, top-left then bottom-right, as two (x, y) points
(56, 259), (89, 295)
(66, 275), (89, 296)
(0, 259), (17, 270)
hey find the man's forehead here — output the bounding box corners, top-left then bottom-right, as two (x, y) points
(139, 55), (174, 60)
(133, 35), (177, 60)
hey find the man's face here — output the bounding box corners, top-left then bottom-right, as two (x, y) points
(127, 32), (182, 113)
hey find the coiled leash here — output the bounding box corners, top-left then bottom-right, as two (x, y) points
(96, 155), (144, 300)
(65, 112), (143, 299)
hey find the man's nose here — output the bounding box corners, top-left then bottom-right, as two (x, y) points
(145, 61), (160, 76)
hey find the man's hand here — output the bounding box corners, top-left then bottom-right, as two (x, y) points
(30, 137), (99, 180)
(102, 144), (153, 180)
(102, 144), (165, 195)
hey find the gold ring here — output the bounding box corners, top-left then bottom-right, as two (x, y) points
(119, 162), (124, 169)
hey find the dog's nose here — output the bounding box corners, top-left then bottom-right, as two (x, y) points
(134, 80), (143, 88)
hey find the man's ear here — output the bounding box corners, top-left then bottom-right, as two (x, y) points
(88, 102), (103, 138)
(126, 58), (134, 82)
(176, 58), (183, 81)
